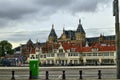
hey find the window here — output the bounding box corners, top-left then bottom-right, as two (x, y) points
(93, 53), (97, 56)
(44, 55), (46, 58)
(31, 55), (35, 59)
(68, 53), (70, 56)
(109, 52), (114, 56)
(47, 60), (50, 64)
(52, 60), (54, 64)
(70, 60), (72, 64)
(73, 53), (77, 56)
(57, 53), (65, 57)
(82, 53), (86, 56)
(86, 53), (92, 56)
(51, 53), (54, 57)
(103, 52), (109, 56)
(53, 49), (57, 53)
(98, 53), (102, 56)
(36, 55), (38, 58)
(75, 53), (78, 56)
(70, 48), (76, 52)
(69, 53), (78, 56)
(47, 54), (50, 57)
(40, 55), (43, 58)
(59, 49), (63, 53)
(68, 53), (71, 56)
(36, 50), (39, 52)
(92, 48), (98, 52)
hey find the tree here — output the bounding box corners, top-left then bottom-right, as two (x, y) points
(0, 40), (14, 57)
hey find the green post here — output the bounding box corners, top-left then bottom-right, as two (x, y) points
(29, 59), (39, 79)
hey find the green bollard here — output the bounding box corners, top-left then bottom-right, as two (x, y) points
(29, 59), (39, 79)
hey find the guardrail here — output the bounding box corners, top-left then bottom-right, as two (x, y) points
(10, 70), (114, 80)
(0, 66), (116, 80)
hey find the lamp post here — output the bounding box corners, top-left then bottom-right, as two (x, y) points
(113, 0), (120, 79)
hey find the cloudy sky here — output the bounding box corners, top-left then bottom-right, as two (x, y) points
(0, 0), (117, 48)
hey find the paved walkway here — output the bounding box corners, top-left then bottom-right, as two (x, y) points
(0, 65), (117, 70)
(0, 66), (118, 80)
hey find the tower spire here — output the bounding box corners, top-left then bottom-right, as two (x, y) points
(49, 24), (57, 37)
(76, 19), (85, 33)
(79, 18), (81, 24)
(52, 24), (54, 29)
(63, 27), (65, 33)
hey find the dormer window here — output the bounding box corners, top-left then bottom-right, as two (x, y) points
(36, 50), (39, 52)
(101, 44), (106, 46)
(92, 48), (98, 52)
(70, 48), (76, 52)
(31, 55), (35, 59)
(59, 49), (63, 53)
(36, 55), (38, 59)
(53, 49), (57, 53)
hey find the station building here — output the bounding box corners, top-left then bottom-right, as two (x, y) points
(19, 19), (116, 66)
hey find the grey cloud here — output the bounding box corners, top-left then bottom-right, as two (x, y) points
(3, 31), (49, 42)
(4, 28), (114, 43)
(0, 0), (38, 20)
(35, 0), (73, 9)
(35, 0), (110, 13)
(0, 0), (111, 20)
(85, 28), (115, 37)
(0, 0), (111, 28)
(0, 18), (9, 27)
(0, 0), (112, 47)
(0, 29), (62, 42)
(67, 0), (110, 13)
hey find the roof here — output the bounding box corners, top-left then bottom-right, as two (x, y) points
(104, 35), (115, 40)
(30, 48), (36, 54)
(42, 43), (60, 53)
(27, 39), (33, 45)
(86, 35), (115, 46)
(26, 39), (35, 48)
(99, 46), (115, 51)
(14, 46), (20, 51)
(41, 41), (116, 53)
(65, 30), (75, 40)
(62, 42), (115, 52)
(48, 25), (57, 38)
(86, 37), (99, 43)
(76, 19), (85, 33)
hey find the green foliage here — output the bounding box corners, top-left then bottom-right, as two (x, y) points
(0, 40), (13, 57)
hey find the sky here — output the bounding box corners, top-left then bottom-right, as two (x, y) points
(0, 0), (117, 48)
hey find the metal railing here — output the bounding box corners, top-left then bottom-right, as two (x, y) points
(0, 69), (116, 80)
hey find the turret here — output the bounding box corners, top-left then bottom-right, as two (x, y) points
(48, 24), (57, 43)
(61, 27), (67, 40)
(75, 19), (86, 46)
(99, 34), (104, 43)
(26, 39), (34, 53)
